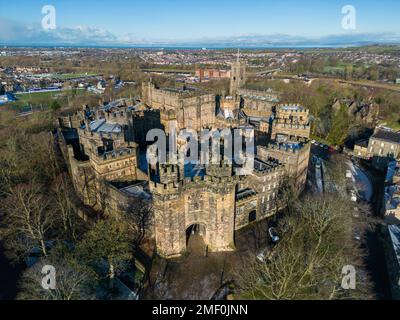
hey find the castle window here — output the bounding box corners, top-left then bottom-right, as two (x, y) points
(248, 211), (257, 223)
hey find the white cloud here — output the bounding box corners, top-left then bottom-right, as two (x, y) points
(0, 17), (400, 47)
(0, 18), (118, 45)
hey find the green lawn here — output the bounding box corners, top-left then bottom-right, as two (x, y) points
(9, 89), (87, 111)
(54, 73), (99, 80)
(142, 68), (194, 74)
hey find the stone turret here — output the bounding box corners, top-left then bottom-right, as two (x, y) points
(230, 51), (247, 96)
(158, 163), (183, 185)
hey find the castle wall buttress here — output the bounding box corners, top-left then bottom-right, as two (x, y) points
(207, 186), (236, 251)
(153, 191), (186, 258)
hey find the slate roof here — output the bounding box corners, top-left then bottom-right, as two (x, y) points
(89, 119), (122, 134)
(372, 129), (400, 144)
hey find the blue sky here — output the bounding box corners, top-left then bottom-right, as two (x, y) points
(0, 0), (399, 45)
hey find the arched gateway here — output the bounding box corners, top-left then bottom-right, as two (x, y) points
(186, 224), (207, 254)
(150, 162), (237, 259)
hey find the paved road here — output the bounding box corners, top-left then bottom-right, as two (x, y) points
(310, 146), (391, 299)
(343, 158), (391, 299)
(347, 161), (373, 202)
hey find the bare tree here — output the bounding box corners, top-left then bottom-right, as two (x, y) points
(2, 182), (56, 261)
(17, 252), (97, 300)
(121, 198), (153, 248)
(235, 194), (373, 300)
(51, 173), (85, 242)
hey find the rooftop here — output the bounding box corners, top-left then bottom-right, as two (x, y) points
(103, 99), (128, 112)
(372, 129), (400, 144)
(161, 85), (204, 97)
(120, 182), (152, 200)
(89, 119), (122, 134)
(242, 94), (280, 103)
(279, 105), (305, 112)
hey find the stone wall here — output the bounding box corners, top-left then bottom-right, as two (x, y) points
(141, 82), (216, 132)
(257, 142), (310, 189)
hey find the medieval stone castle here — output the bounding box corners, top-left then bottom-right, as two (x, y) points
(57, 58), (311, 258)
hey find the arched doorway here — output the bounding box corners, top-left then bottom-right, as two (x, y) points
(249, 210), (257, 223)
(186, 224), (207, 255)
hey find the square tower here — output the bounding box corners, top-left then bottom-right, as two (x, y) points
(230, 52), (246, 96)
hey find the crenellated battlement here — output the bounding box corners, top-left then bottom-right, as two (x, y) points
(150, 180), (184, 195)
(273, 122), (310, 129)
(266, 142), (306, 154)
(151, 171), (238, 196)
(276, 104), (309, 114)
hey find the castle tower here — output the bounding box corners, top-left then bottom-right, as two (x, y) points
(229, 49), (246, 96)
(149, 158), (237, 258)
(149, 161), (185, 258)
(142, 80), (155, 107)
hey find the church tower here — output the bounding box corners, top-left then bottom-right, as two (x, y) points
(229, 49), (246, 96)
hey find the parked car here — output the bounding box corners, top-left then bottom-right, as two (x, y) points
(268, 227), (280, 243)
(328, 146), (336, 153)
(350, 190), (358, 202)
(256, 246), (269, 263)
(354, 228), (362, 241)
